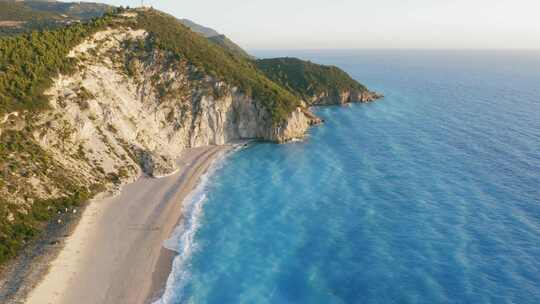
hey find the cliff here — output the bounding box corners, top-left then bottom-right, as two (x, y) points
(256, 57), (383, 106)
(0, 7), (375, 266)
(0, 8), (320, 265)
(37, 26), (318, 177)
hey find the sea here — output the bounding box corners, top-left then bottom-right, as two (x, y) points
(156, 50), (540, 304)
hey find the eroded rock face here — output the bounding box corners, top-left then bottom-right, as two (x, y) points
(133, 149), (176, 178)
(268, 107), (322, 143)
(28, 27), (316, 194)
(309, 89), (383, 106)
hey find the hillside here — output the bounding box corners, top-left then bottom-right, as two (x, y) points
(135, 10), (301, 123)
(256, 57), (382, 105)
(0, 0), (112, 35)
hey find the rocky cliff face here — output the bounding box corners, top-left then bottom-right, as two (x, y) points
(23, 27), (317, 197)
(308, 89), (383, 106)
(0, 25), (324, 237)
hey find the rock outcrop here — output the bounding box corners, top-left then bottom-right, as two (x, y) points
(254, 57), (383, 108)
(308, 89), (383, 106)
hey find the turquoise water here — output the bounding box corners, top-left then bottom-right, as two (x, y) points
(159, 50), (540, 304)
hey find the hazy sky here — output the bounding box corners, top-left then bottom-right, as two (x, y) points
(86, 0), (540, 50)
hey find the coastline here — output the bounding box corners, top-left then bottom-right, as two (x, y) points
(22, 145), (232, 304)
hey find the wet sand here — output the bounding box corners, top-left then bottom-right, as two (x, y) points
(25, 145), (230, 304)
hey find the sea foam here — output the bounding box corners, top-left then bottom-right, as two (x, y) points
(154, 144), (246, 304)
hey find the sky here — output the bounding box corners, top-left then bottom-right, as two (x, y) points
(83, 0), (540, 50)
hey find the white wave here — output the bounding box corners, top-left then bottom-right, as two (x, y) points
(289, 137), (305, 143)
(153, 144), (247, 304)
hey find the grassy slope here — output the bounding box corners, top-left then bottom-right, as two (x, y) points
(256, 57), (369, 102)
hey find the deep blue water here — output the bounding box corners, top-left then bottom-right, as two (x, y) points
(159, 50), (540, 304)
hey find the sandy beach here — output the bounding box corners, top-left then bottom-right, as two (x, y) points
(24, 145), (230, 304)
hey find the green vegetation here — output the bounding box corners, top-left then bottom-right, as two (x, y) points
(0, 11), (120, 115)
(0, 1), (59, 22)
(256, 57), (368, 101)
(0, 190), (92, 265)
(135, 10), (300, 123)
(0, 0), (112, 35)
(0, 129), (98, 265)
(0, 1), (60, 35)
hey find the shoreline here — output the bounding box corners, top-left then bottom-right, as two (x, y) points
(21, 145), (232, 304)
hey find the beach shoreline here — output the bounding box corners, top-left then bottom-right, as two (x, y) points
(19, 145), (231, 304)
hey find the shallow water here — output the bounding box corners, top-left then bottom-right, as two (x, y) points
(159, 50), (540, 303)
